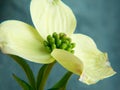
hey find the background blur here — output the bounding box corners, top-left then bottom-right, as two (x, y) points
(0, 0), (120, 90)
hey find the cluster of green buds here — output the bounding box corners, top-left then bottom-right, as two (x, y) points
(44, 32), (76, 53)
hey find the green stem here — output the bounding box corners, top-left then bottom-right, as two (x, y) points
(37, 62), (56, 90)
(50, 71), (73, 90)
(10, 55), (36, 89)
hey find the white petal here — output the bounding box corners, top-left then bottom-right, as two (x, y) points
(79, 53), (116, 85)
(51, 49), (83, 75)
(71, 34), (116, 84)
(30, 0), (76, 39)
(71, 34), (104, 63)
(0, 20), (54, 63)
(71, 34), (98, 56)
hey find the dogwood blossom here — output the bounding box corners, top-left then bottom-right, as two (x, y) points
(0, 0), (116, 85)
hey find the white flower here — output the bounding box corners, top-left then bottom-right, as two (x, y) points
(0, 0), (116, 85)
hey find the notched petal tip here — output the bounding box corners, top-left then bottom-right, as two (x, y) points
(71, 34), (116, 85)
(79, 68), (116, 85)
(51, 49), (83, 75)
(78, 52), (116, 85)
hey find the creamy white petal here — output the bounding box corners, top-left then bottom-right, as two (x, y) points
(71, 34), (116, 84)
(0, 20), (54, 63)
(51, 49), (83, 75)
(30, 0), (76, 39)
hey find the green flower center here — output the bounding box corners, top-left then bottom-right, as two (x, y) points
(44, 32), (75, 53)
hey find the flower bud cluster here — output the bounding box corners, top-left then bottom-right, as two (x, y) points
(44, 32), (75, 53)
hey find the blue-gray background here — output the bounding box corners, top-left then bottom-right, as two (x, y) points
(0, 0), (120, 90)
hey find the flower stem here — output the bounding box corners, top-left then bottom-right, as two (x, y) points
(37, 62), (56, 90)
(50, 71), (73, 90)
(10, 55), (36, 89)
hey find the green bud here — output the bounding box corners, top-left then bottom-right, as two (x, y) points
(51, 44), (56, 50)
(49, 38), (55, 44)
(56, 40), (62, 48)
(46, 46), (52, 53)
(66, 48), (71, 52)
(67, 44), (72, 49)
(65, 40), (70, 45)
(53, 32), (59, 45)
(61, 43), (67, 49)
(59, 33), (66, 39)
(53, 32), (57, 38)
(66, 38), (71, 43)
(63, 35), (67, 39)
(43, 41), (49, 46)
(47, 35), (52, 41)
(61, 39), (64, 42)
(71, 43), (76, 48)
(59, 33), (64, 37)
